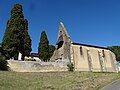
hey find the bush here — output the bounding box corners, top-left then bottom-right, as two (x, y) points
(67, 63), (74, 72)
(25, 58), (36, 61)
(0, 55), (8, 70)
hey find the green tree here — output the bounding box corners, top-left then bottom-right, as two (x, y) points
(108, 46), (120, 61)
(48, 45), (55, 60)
(2, 4), (31, 60)
(38, 31), (49, 61)
(0, 43), (2, 55)
(21, 19), (32, 60)
(0, 55), (8, 70)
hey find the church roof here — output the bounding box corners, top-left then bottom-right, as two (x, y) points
(72, 42), (108, 50)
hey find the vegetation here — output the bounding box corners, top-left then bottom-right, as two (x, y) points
(0, 43), (2, 55)
(0, 43), (8, 70)
(0, 55), (8, 70)
(0, 71), (119, 90)
(38, 31), (49, 61)
(2, 4), (31, 60)
(67, 63), (74, 71)
(108, 46), (120, 61)
(48, 45), (55, 60)
(25, 58), (36, 61)
(21, 19), (32, 60)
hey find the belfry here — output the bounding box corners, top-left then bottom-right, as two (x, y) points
(50, 22), (71, 62)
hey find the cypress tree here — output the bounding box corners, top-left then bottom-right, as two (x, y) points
(21, 19), (32, 60)
(48, 45), (55, 60)
(38, 31), (49, 61)
(2, 4), (31, 60)
(0, 43), (2, 55)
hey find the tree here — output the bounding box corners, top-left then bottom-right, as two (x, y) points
(2, 4), (31, 60)
(0, 43), (2, 55)
(108, 46), (120, 61)
(21, 19), (32, 60)
(48, 45), (55, 60)
(0, 55), (8, 70)
(38, 31), (49, 61)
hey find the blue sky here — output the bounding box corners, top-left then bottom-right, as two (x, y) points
(0, 0), (120, 52)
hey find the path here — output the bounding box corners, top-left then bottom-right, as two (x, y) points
(100, 78), (120, 90)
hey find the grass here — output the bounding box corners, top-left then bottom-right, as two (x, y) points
(0, 71), (120, 90)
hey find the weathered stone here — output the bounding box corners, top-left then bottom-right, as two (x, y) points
(50, 22), (71, 62)
(7, 60), (68, 72)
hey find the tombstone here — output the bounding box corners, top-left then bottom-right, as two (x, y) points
(50, 22), (71, 63)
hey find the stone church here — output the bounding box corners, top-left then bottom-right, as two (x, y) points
(50, 22), (118, 72)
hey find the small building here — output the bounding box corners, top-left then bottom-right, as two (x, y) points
(18, 52), (40, 61)
(50, 22), (118, 72)
(30, 53), (40, 61)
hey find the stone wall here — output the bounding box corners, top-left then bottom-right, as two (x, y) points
(7, 60), (68, 72)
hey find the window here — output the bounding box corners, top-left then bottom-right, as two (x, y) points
(56, 34), (64, 49)
(80, 47), (82, 55)
(59, 31), (62, 35)
(102, 50), (105, 57)
(57, 41), (64, 49)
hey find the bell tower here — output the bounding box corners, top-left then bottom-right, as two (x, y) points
(50, 22), (71, 62)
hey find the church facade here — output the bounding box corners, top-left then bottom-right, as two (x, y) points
(50, 22), (118, 72)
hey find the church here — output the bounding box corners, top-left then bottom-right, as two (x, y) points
(50, 22), (118, 72)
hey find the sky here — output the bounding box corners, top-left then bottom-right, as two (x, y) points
(0, 0), (120, 52)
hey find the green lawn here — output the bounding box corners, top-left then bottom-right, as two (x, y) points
(0, 71), (120, 90)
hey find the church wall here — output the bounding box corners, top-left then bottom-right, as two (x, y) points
(72, 45), (90, 71)
(109, 51), (118, 71)
(104, 50), (117, 72)
(71, 44), (117, 72)
(88, 48), (102, 72)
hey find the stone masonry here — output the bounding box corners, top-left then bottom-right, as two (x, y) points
(50, 22), (71, 62)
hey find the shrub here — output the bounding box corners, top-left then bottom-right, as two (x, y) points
(67, 63), (74, 72)
(0, 55), (8, 70)
(25, 58), (36, 61)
